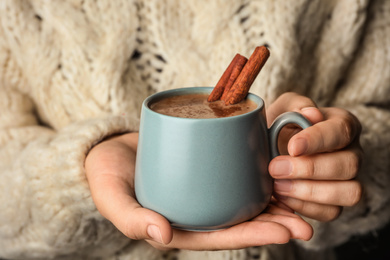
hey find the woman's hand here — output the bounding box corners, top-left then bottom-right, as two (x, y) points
(267, 92), (363, 222)
(85, 132), (313, 250)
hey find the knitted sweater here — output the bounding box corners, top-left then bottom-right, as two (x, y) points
(1, 0), (389, 259)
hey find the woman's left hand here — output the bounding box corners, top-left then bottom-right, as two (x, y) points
(267, 92), (363, 222)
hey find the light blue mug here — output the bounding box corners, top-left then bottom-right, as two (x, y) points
(135, 87), (311, 231)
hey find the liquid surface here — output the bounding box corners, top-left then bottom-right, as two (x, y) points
(150, 93), (257, 119)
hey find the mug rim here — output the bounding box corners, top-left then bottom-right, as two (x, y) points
(143, 87), (264, 120)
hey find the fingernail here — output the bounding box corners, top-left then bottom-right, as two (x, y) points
(301, 107), (316, 112)
(270, 160), (292, 177)
(147, 225), (163, 244)
(300, 107), (317, 118)
(291, 138), (308, 156)
(274, 180), (292, 194)
(300, 107), (321, 119)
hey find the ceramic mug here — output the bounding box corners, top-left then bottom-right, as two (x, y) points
(135, 87), (311, 231)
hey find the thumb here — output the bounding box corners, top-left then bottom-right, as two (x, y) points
(89, 175), (173, 245)
(114, 198), (173, 245)
(91, 181), (174, 245)
(286, 107), (324, 156)
(86, 168), (173, 245)
(85, 134), (173, 245)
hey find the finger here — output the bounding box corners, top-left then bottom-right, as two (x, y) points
(288, 107), (362, 156)
(275, 195), (342, 222)
(153, 207), (313, 250)
(256, 204), (313, 241)
(273, 179), (362, 207)
(269, 148), (362, 180)
(161, 221), (292, 250)
(266, 92), (324, 125)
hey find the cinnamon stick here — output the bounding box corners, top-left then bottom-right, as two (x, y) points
(207, 54), (245, 102)
(225, 46), (270, 105)
(220, 55), (248, 101)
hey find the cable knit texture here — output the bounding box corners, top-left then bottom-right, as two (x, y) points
(0, 0), (389, 259)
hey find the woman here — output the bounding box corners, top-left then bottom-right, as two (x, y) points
(1, 0), (389, 259)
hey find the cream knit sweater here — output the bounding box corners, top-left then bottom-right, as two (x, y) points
(1, 0), (389, 259)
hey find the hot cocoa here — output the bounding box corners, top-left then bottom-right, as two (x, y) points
(150, 93), (257, 119)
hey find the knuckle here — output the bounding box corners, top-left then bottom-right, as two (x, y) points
(307, 183), (318, 200)
(297, 199), (310, 214)
(347, 152), (362, 179)
(279, 92), (297, 100)
(303, 157), (316, 179)
(276, 92), (296, 106)
(278, 92), (317, 110)
(292, 157), (315, 178)
(294, 97), (317, 110)
(148, 241), (171, 251)
(348, 181), (363, 206)
(339, 117), (354, 146)
(123, 217), (139, 240)
(316, 130), (326, 152)
(123, 208), (149, 241)
(336, 110), (361, 147)
(323, 206), (343, 222)
(349, 111), (362, 135)
(299, 202), (342, 222)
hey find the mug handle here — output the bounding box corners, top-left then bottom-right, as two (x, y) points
(269, 112), (312, 158)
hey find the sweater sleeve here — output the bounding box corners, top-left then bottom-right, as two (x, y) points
(300, 0), (390, 250)
(0, 87), (140, 258)
(0, 1), (145, 258)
